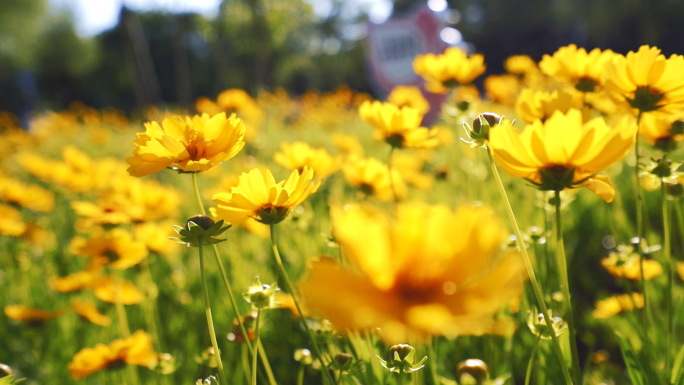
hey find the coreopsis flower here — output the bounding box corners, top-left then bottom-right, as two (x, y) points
(387, 86), (430, 115)
(69, 228), (148, 270)
(489, 109), (636, 202)
(273, 141), (341, 179)
(331, 133), (364, 157)
(50, 270), (101, 293)
(514, 88), (586, 124)
(0, 204), (27, 236)
(359, 101), (438, 149)
(539, 45), (614, 92)
(90, 277), (145, 305)
(196, 89), (264, 141)
(505, 55), (538, 75)
(70, 299), (112, 326)
(0, 175), (55, 212)
(126, 112), (246, 177)
(211, 167), (321, 225)
(4, 305), (62, 322)
(602, 246), (663, 280)
(484, 75), (520, 106)
(591, 293), (644, 319)
(342, 156), (408, 201)
(392, 152), (435, 191)
(300, 203), (525, 342)
(133, 221), (179, 256)
(603, 46), (684, 114)
(638, 113), (684, 150)
(413, 47), (486, 93)
(68, 330), (158, 379)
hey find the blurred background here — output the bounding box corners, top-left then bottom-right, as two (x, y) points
(2, 0), (684, 118)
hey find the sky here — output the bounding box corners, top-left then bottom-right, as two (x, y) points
(48, 0), (395, 37)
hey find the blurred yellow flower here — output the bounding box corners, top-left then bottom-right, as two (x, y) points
(0, 174), (55, 212)
(300, 203), (524, 342)
(505, 55), (538, 75)
(68, 330), (158, 379)
(484, 75), (520, 106)
(133, 221), (179, 257)
(212, 167), (320, 225)
(539, 45), (614, 91)
(603, 45), (684, 113)
(413, 47), (486, 93)
(387, 86), (430, 115)
(489, 110), (636, 202)
(592, 293), (644, 319)
(274, 141), (341, 179)
(342, 156), (407, 201)
(392, 152), (435, 191)
(602, 252), (663, 280)
(0, 204), (27, 236)
(197, 89), (264, 141)
(331, 132), (365, 157)
(90, 277), (146, 305)
(638, 112), (684, 147)
(71, 299), (112, 326)
(359, 101), (438, 149)
(4, 305), (62, 322)
(126, 112), (246, 177)
(50, 270), (101, 293)
(515, 88), (585, 124)
(69, 228), (149, 270)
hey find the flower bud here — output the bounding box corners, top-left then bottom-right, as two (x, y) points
(527, 310), (567, 340)
(243, 276), (279, 310)
(472, 113), (501, 135)
(456, 359), (489, 384)
(186, 215), (215, 231)
(294, 349), (313, 365)
(377, 344), (427, 373)
(0, 364), (12, 376)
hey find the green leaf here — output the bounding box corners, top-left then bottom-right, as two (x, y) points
(616, 332), (647, 385)
(671, 344), (684, 384)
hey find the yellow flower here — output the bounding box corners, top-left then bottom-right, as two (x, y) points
(0, 204), (27, 236)
(592, 294), (644, 319)
(489, 110), (636, 202)
(211, 167), (321, 225)
(274, 141), (341, 179)
(539, 45), (614, 91)
(484, 75), (520, 106)
(387, 86), (430, 115)
(126, 112), (246, 177)
(50, 270), (101, 293)
(331, 133), (364, 157)
(515, 88), (586, 124)
(70, 299), (112, 326)
(602, 253), (663, 280)
(68, 330), (158, 379)
(0, 174), (55, 212)
(4, 305), (62, 322)
(392, 152), (435, 191)
(69, 228), (149, 270)
(603, 45), (684, 113)
(197, 89), (265, 141)
(413, 47), (486, 93)
(639, 112), (684, 147)
(90, 277), (146, 305)
(359, 101), (438, 149)
(342, 157), (407, 201)
(505, 55), (538, 75)
(300, 203), (524, 342)
(133, 221), (179, 257)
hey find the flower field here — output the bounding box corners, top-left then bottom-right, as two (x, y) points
(2, 45), (684, 385)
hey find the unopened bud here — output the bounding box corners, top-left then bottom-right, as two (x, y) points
(456, 359), (489, 384)
(186, 215), (215, 231)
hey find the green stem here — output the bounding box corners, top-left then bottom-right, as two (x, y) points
(553, 190), (581, 385)
(252, 309), (262, 385)
(297, 363), (306, 385)
(525, 337), (542, 385)
(388, 146), (398, 202)
(635, 112), (650, 344)
(662, 181), (674, 381)
(396, 373), (405, 385)
(486, 149), (573, 385)
(199, 238), (227, 385)
(192, 172), (207, 215)
(269, 225), (336, 385)
(258, 340), (278, 385)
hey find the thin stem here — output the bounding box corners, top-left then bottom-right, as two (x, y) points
(662, 181), (674, 379)
(258, 340), (278, 385)
(199, 239), (227, 385)
(190, 172), (255, 358)
(269, 225), (337, 385)
(297, 363), (306, 385)
(635, 112), (650, 342)
(485, 149), (573, 385)
(525, 337), (542, 385)
(387, 146), (398, 202)
(252, 309), (262, 385)
(554, 190), (581, 385)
